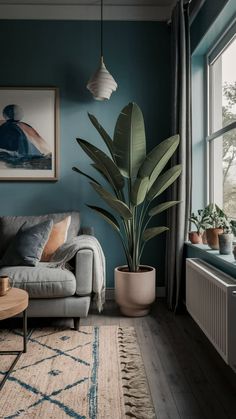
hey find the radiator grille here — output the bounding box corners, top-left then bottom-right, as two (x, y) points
(186, 259), (236, 367)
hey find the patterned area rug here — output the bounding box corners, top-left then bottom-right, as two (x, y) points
(0, 326), (155, 419)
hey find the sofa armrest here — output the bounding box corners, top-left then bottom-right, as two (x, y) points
(75, 249), (93, 296)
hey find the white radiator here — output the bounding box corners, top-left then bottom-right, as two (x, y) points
(186, 258), (236, 371)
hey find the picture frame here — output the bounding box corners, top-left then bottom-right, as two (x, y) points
(0, 87), (59, 181)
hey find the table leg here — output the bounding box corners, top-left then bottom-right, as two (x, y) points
(23, 309), (27, 353)
(0, 308), (29, 391)
(0, 352), (21, 391)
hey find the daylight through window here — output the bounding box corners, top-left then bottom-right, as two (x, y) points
(208, 29), (236, 219)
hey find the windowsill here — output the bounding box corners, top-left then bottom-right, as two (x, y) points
(185, 242), (236, 276)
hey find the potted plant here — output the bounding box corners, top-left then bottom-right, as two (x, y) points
(202, 203), (229, 250)
(218, 220), (233, 255)
(73, 102), (181, 316)
(188, 210), (205, 244)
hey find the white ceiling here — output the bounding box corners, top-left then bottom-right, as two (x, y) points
(0, 0), (178, 21)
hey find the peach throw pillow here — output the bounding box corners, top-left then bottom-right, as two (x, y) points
(41, 216), (71, 262)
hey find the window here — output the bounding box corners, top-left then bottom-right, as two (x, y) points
(207, 24), (236, 218)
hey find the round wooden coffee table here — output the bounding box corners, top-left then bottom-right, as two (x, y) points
(0, 288), (29, 391)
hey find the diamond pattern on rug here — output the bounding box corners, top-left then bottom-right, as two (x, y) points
(0, 328), (96, 418)
(0, 326), (155, 419)
(48, 369), (62, 376)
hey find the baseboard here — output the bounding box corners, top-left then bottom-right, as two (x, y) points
(105, 289), (115, 300)
(106, 286), (166, 300)
(156, 286), (166, 298)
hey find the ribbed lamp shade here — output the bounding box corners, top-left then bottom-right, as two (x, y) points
(87, 57), (118, 101)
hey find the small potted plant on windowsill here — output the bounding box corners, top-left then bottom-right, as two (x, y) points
(219, 215), (235, 255)
(202, 203), (229, 250)
(218, 222), (233, 255)
(188, 210), (205, 244)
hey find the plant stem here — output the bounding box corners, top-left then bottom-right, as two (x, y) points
(118, 181), (133, 270)
(128, 176), (136, 271)
(133, 206), (138, 271)
(118, 229), (132, 270)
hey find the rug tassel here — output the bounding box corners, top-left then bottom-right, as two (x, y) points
(118, 327), (156, 419)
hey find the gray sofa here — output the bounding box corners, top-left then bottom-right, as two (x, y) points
(0, 212), (93, 330)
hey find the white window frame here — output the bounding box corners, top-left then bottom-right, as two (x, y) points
(206, 19), (236, 210)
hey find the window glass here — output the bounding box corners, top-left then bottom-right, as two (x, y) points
(209, 37), (236, 133)
(208, 30), (236, 219)
(211, 129), (236, 218)
(222, 38), (236, 129)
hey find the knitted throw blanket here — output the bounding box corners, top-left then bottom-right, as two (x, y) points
(50, 235), (106, 312)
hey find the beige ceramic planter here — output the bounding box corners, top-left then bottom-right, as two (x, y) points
(115, 265), (156, 317)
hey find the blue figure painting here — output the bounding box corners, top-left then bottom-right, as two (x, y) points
(0, 104), (52, 170)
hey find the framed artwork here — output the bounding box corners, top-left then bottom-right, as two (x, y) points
(0, 87), (59, 181)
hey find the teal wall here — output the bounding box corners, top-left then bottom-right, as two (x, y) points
(191, 0), (228, 52)
(192, 0), (236, 55)
(0, 20), (171, 287)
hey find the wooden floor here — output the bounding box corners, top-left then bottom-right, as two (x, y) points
(1, 299), (236, 418)
(82, 299), (236, 419)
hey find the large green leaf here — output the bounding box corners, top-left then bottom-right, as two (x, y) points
(138, 135), (180, 188)
(88, 113), (114, 158)
(87, 205), (120, 232)
(91, 163), (110, 183)
(77, 138), (124, 191)
(147, 165), (182, 201)
(148, 201), (180, 217)
(131, 177), (149, 206)
(113, 103), (146, 178)
(143, 227), (169, 242)
(72, 166), (100, 185)
(90, 182), (132, 220)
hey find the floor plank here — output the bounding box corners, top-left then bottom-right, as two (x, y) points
(135, 318), (181, 419)
(145, 315), (204, 419)
(151, 304), (228, 419)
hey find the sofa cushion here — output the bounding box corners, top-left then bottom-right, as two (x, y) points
(0, 212), (80, 258)
(0, 220), (53, 267)
(41, 216), (71, 262)
(0, 264), (76, 298)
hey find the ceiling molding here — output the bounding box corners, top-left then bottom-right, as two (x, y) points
(0, 3), (174, 21)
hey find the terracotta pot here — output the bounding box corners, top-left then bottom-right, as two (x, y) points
(115, 265), (156, 317)
(206, 228), (223, 250)
(188, 231), (202, 244)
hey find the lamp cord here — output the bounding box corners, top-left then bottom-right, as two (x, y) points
(101, 0), (103, 58)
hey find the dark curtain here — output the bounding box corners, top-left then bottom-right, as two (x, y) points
(166, 0), (192, 311)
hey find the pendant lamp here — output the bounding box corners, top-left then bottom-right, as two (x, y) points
(87, 0), (118, 100)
